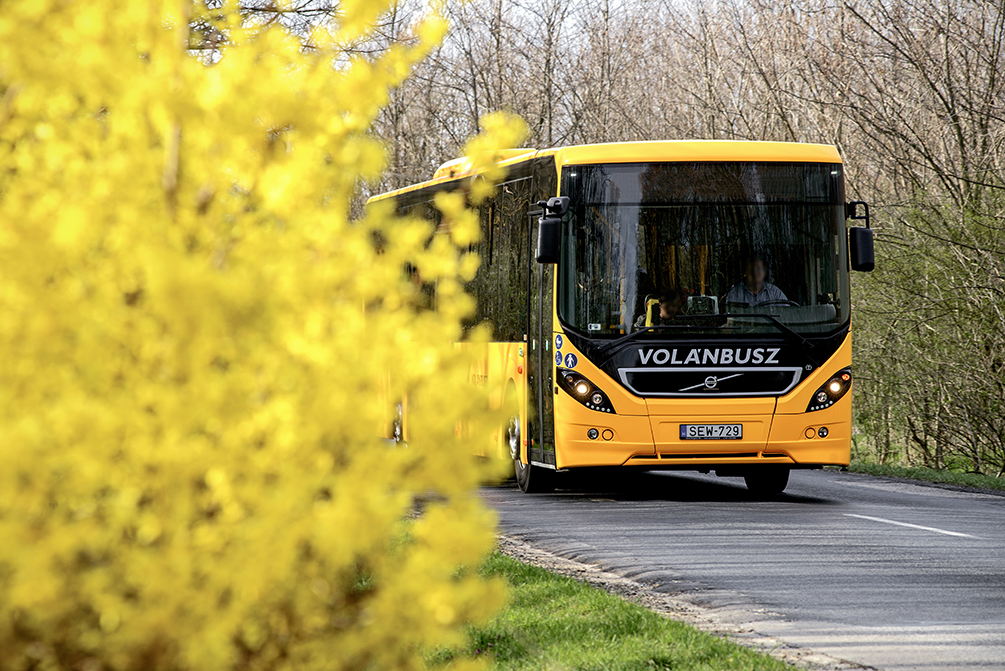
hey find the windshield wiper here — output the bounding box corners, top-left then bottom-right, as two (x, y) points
(596, 321), (733, 356)
(722, 312), (815, 349)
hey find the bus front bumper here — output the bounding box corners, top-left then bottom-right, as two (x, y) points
(554, 398), (851, 470)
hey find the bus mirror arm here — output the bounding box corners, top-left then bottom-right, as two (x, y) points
(846, 201), (875, 273)
(535, 196), (570, 264)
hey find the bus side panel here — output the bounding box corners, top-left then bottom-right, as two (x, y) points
(484, 340), (528, 462)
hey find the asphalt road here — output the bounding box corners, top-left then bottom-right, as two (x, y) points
(482, 469), (1005, 670)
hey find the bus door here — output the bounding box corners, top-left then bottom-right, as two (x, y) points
(527, 207), (557, 467)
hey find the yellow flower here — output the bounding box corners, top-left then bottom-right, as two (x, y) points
(0, 0), (521, 669)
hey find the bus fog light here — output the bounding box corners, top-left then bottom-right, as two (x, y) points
(818, 427), (829, 438)
(815, 391), (828, 404)
(587, 428), (599, 440)
(591, 392), (604, 405)
(804, 427), (816, 439)
(602, 429), (613, 441)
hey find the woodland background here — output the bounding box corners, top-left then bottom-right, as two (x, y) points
(246, 0), (1005, 475)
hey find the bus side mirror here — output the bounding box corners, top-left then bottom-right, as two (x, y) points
(849, 226), (875, 272)
(535, 196), (569, 264)
(846, 201), (875, 272)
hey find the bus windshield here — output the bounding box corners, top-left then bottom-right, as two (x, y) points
(557, 162), (850, 337)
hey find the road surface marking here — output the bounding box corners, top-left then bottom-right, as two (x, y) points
(844, 513), (978, 538)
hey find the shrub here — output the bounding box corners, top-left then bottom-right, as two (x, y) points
(0, 1), (524, 669)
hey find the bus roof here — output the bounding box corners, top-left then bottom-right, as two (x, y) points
(368, 140), (842, 204)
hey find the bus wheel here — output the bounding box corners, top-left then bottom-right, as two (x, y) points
(744, 467), (790, 495)
(509, 416), (555, 494)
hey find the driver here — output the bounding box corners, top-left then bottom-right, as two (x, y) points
(724, 256), (787, 307)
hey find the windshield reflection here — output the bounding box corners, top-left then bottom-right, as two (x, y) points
(557, 162), (850, 337)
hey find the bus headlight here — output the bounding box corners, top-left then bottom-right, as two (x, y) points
(557, 368), (616, 414)
(807, 368), (851, 412)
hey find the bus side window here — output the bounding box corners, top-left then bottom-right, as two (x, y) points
(460, 203), (493, 333)
(491, 180), (531, 342)
(466, 201), (496, 335)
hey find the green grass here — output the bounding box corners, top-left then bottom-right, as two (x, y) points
(847, 461), (1005, 492)
(431, 553), (791, 671)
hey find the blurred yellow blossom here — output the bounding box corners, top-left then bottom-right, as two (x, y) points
(0, 0), (521, 669)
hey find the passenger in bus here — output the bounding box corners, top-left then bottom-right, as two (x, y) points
(634, 289), (684, 328)
(724, 256), (788, 307)
(633, 267), (657, 322)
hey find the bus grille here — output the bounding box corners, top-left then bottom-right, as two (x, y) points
(617, 367), (802, 397)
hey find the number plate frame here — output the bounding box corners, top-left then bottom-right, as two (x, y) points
(679, 424), (743, 440)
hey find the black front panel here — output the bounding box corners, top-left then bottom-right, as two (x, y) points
(566, 324), (849, 398)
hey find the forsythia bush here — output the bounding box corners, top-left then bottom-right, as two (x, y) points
(0, 1), (525, 669)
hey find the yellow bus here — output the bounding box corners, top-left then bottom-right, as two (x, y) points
(370, 141), (875, 494)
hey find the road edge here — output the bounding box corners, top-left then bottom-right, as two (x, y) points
(497, 534), (875, 671)
(835, 467), (1005, 498)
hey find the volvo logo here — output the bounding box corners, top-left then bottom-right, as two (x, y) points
(679, 372), (744, 393)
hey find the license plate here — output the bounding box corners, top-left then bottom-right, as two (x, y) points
(680, 424), (742, 440)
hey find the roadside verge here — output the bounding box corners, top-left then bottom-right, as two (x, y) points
(496, 535), (870, 671)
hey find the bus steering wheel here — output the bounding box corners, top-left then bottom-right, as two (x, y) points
(757, 299), (800, 308)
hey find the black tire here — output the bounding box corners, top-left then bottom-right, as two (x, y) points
(508, 416), (555, 493)
(744, 467), (790, 495)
